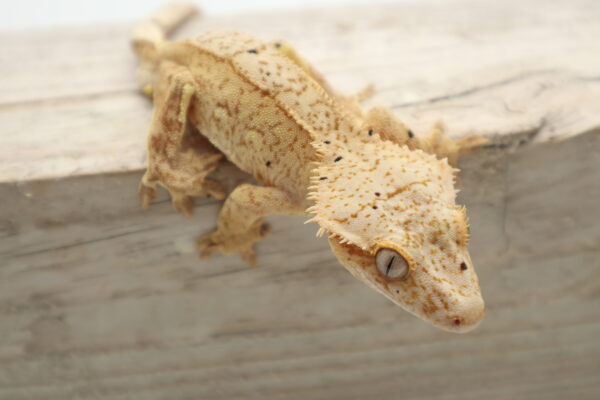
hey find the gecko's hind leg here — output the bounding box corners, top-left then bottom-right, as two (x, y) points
(140, 62), (226, 218)
(198, 185), (304, 265)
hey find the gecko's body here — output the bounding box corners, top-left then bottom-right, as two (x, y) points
(133, 3), (485, 333)
(162, 34), (317, 204)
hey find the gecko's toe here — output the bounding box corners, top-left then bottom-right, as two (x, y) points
(172, 192), (195, 218)
(240, 246), (257, 266)
(196, 224), (267, 266)
(197, 233), (219, 259)
(139, 182), (156, 209)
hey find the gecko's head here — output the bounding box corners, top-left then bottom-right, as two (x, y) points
(309, 139), (484, 333)
(326, 205), (484, 333)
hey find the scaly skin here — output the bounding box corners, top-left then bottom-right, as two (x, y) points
(132, 4), (486, 333)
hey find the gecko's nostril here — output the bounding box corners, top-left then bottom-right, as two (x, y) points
(448, 295), (485, 333)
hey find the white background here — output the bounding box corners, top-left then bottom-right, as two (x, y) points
(0, 0), (414, 30)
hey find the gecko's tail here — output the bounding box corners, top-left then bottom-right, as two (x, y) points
(131, 2), (198, 96)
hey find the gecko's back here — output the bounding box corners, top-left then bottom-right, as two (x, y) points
(160, 30), (336, 202)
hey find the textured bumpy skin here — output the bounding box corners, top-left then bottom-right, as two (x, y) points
(132, 3), (486, 333)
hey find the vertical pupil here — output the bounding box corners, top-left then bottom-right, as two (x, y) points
(386, 256), (395, 276)
(376, 248), (409, 280)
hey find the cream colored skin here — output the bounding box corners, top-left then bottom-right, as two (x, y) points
(133, 3), (486, 333)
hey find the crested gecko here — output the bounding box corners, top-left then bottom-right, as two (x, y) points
(132, 3), (486, 333)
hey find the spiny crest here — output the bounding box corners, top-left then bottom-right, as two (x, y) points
(194, 30), (363, 158)
(306, 137), (457, 252)
(456, 205), (471, 246)
(207, 31), (354, 142)
(192, 30), (266, 58)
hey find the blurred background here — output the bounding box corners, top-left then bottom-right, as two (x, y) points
(1, 0), (406, 29)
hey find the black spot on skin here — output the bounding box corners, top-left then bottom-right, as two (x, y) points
(265, 161), (271, 167)
(247, 49), (258, 54)
(372, 205), (378, 210)
(408, 130), (414, 138)
(319, 177), (328, 180)
(454, 318), (461, 326)
(460, 262), (468, 271)
(395, 290), (400, 294)
(275, 42), (281, 48)
(334, 156), (343, 162)
(375, 192), (380, 197)
(324, 140), (331, 144)
(368, 129), (373, 136)
(266, 72), (271, 76)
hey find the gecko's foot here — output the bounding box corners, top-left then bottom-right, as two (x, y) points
(139, 178), (227, 217)
(197, 222), (271, 266)
(139, 181), (157, 209)
(168, 179), (227, 219)
(139, 177), (226, 217)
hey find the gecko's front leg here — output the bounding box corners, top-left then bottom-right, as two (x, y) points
(414, 122), (488, 167)
(362, 107), (487, 166)
(198, 185), (305, 265)
(140, 62), (226, 217)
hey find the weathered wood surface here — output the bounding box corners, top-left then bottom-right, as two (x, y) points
(1, 0), (599, 399)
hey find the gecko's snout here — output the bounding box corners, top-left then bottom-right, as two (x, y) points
(443, 295), (485, 333)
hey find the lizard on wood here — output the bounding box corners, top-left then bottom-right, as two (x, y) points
(132, 2), (486, 332)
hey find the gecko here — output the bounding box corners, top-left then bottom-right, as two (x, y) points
(132, 3), (486, 333)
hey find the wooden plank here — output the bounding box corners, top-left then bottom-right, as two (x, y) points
(2, 0), (600, 182)
(1, 131), (598, 400)
(0, 0), (599, 399)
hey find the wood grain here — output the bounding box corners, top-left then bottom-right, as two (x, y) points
(0, 0), (599, 399)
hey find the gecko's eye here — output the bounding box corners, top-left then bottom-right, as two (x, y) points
(375, 248), (409, 280)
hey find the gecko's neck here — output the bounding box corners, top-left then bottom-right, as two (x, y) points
(306, 125), (458, 250)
